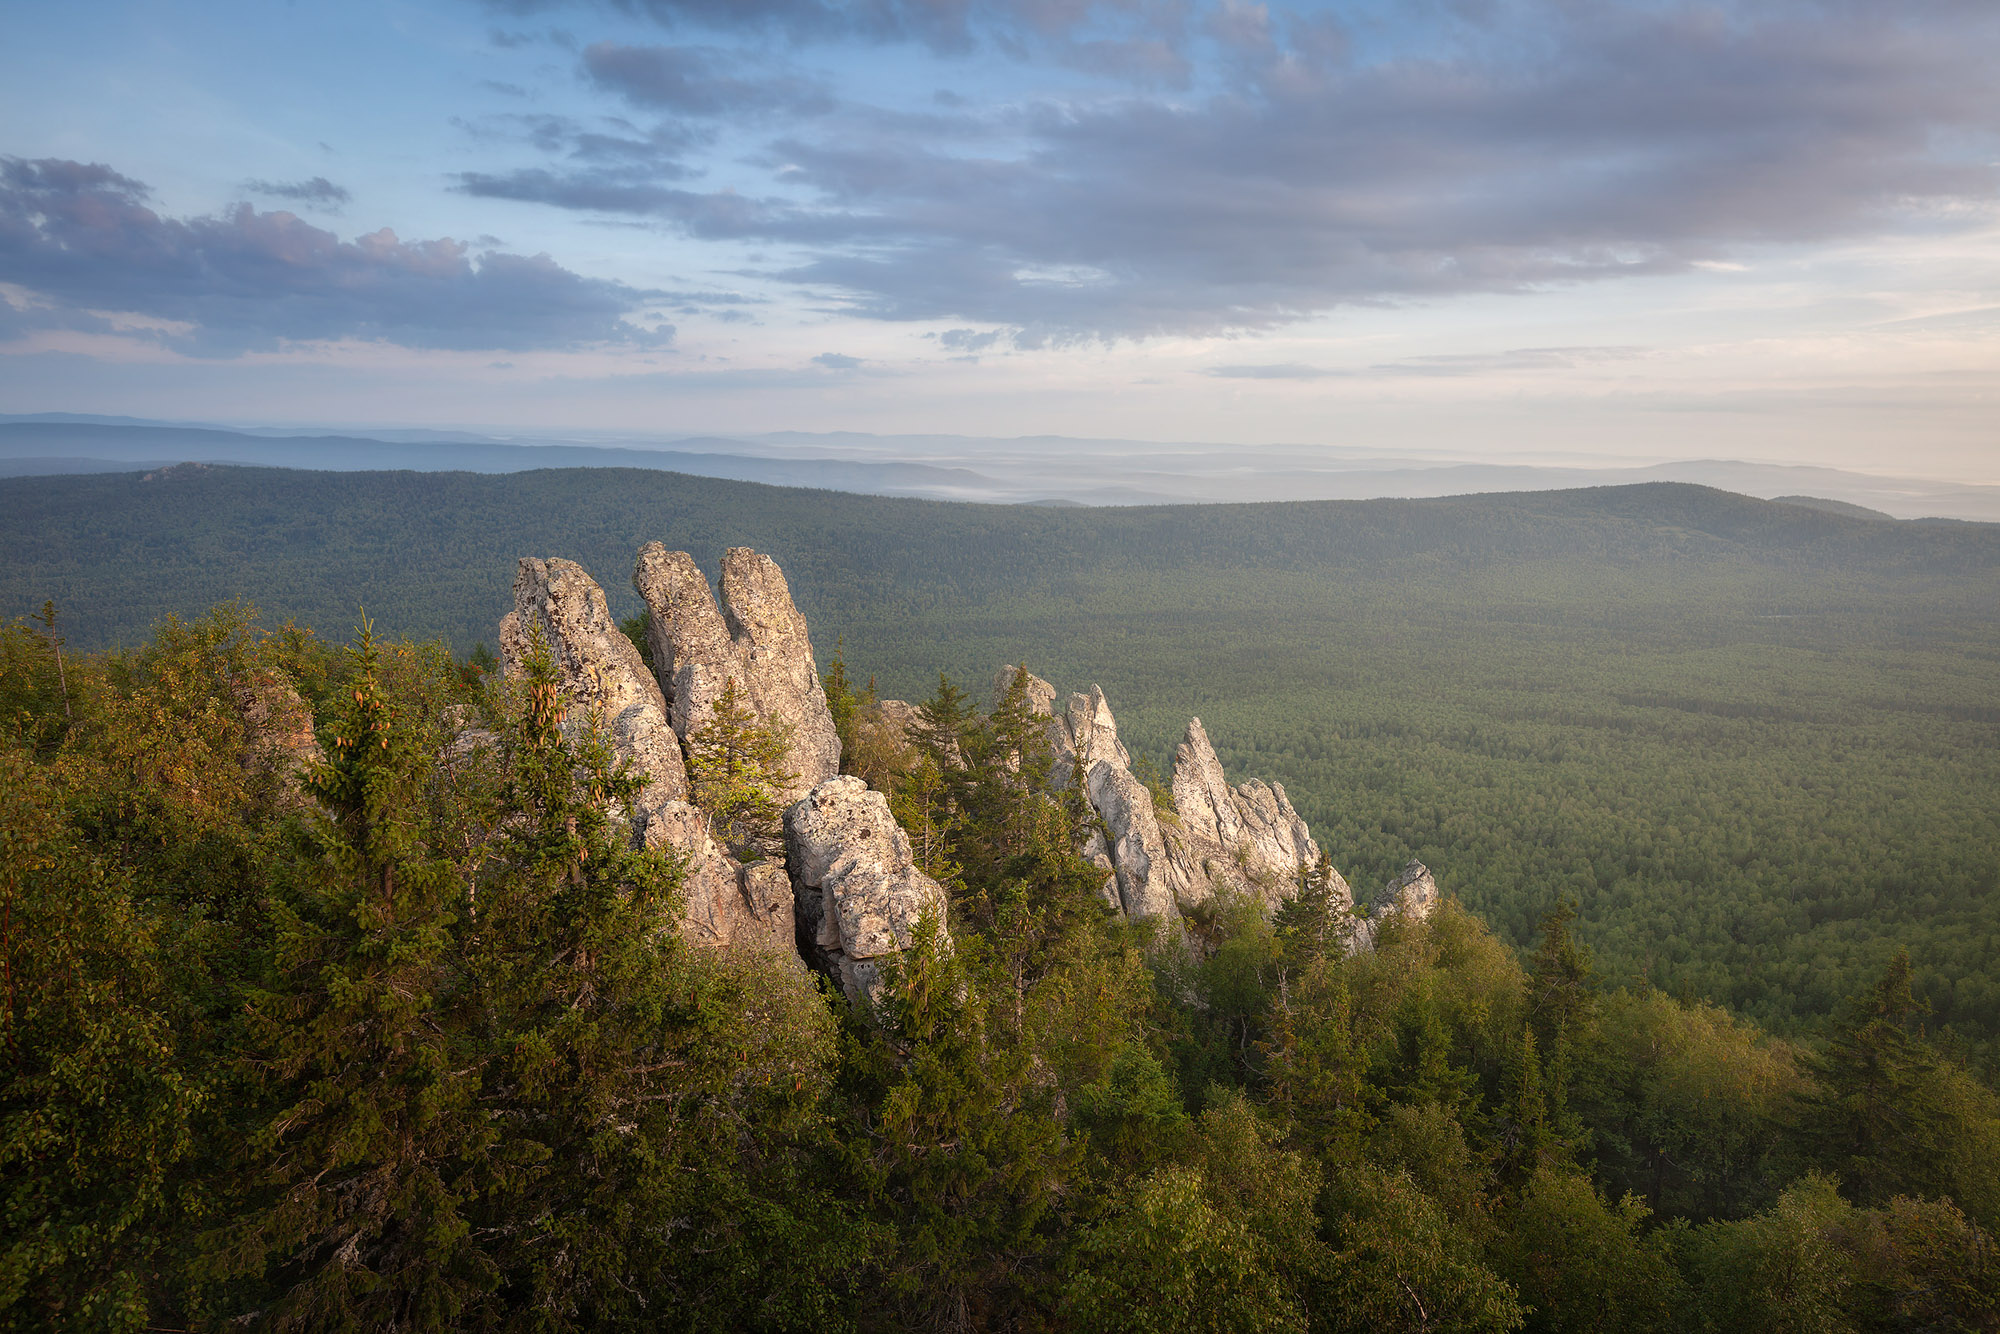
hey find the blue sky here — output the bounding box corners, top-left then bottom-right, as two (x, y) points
(2, 0), (1996, 478)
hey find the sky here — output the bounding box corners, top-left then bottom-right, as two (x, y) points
(2, 0), (1997, 479)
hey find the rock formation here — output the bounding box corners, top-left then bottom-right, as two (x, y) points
(500, 558), (690, 825)
(234, 667), (320, 810)
(1351, 861), (1442, 952)
(500, 556), (793, 953)
(1161, 718), (1330, 912)
(1087, 757), (1179, 921)
(786, 776), (952, 1002)
(633, 544), (841, 806)
(996, 669), (1177, 922)
(490, 546), (1443, 983)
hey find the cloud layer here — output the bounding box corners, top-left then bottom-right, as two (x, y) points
(465, 0), (2000, 341)
(0, 157), (666, 353)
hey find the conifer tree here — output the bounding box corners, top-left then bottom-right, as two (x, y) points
(851, 910), (1076, 1329)
(821, 637), (867, 769)
(205, 622), (492, 1330)
(1803, 948), (1950, 1205)
(685, 676), (794, 857)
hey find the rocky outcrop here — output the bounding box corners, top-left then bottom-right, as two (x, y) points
(234, 667), (320, 810)
(1352, 861), (1442, 952)
(1161, 718), (1329, 912)
(501, 557), (792, 953)
(999, 672), (1176, 922)
(786, 776), (952, 1003)
(500, 557), (689, 823)
(633, 545), (840, 806)
(1062, 685), (1131, 779)
(1087, 758), (1179, 921)
(991, 671), (1348, 927)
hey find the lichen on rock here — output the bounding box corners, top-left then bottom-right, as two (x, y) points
(785, 775), (952, 1003)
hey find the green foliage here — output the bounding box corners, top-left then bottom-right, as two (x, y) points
(686, 676), (795, 857)
(11, 467), (2000, 1055)
(845, 910), (1077, 1329)
(7, 579), (2000, 1332)
(202, 623), (494, 1330)
(1586, 989), (1806, 1220)
(1065, 1163), (1304, 1334)
(1832, 1194), (2000, 1332)
(1492, 1169), (1686, 1334)
(1686, 1173), (1857, 1334)
(1320, 1163), (1528, 1334)
(0, 749), (201, 1333)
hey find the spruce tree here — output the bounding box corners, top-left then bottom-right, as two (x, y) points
(684, 676), (793, 858)
(205, 623), (492, 1331)
(1803, 948), (1949, 1205)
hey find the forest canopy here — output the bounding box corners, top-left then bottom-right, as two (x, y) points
(4, 592), (1999, 1331)
(6, 466), (1998, 1047)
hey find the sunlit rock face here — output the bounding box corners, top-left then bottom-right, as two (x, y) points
(633, 544), (840, 806)
(1161, 717), (1334, 914)
(786, 775), (952, 1003)
(501, 555), (792, 953)
(1351, 861), (1443, 953)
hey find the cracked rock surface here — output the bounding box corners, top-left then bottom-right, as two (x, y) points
(634, 544), (840, 807)
(786, 776), (951, 1003)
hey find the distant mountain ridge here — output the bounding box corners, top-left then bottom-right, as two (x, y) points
(5, 416), (1997, 520)
(6, 463), (1996, 656)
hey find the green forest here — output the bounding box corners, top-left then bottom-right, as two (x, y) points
(6, 603), (2000, 1332)
(6, 465), (1998, 1052)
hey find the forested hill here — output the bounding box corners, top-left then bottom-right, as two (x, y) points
(8, 464), (1998, 655)
(10, 463), (2000, 1050)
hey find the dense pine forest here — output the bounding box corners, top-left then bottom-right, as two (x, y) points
(6, 596), (2000, 1331)
(7, 465), (1998, 1051)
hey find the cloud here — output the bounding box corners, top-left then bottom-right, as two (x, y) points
(0, 157), (669, 354)
(242, 175), (352, 210)
(1207, 347), (1651, 381)
(938, 327), (1002, 352)
(1373, 347), (1651, 377)
(487, 0), (1191, 76)
(581, 41), (834, 116)
(477, 1), (2000, 340)
(812, 350), (862, 368)
(1206, 363), (1337, 380)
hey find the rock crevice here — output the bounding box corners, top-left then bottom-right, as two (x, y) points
(633, 544), (840, 806)
(786, 776), (952, 1002)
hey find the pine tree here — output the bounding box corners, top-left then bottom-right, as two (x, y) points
(822, 637), (868, 771)
(685, 676), (794, 858)
(463, 627), (705, 1327)
(850, 910), (1076, 1330)
(891, 675), (974, 887)
(1259, 953), (1370, 1162)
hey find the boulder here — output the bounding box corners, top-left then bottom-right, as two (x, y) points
(501, 556), (792, 953)
(786, 776), (952, 1003)
(633, 544), (840, 806)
